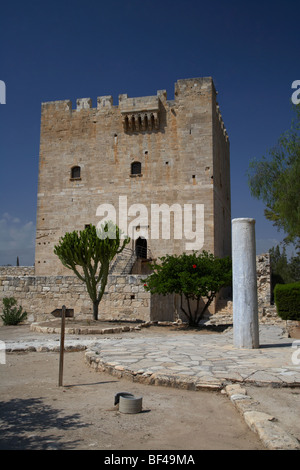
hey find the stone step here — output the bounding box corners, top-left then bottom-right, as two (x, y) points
(110, 248), (136, 274)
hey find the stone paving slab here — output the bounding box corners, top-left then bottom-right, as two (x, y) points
(85, 325), (300, 388)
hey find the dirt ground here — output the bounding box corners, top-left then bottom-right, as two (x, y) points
(1, 322), (300, 452)
(0, 349), (266, 451)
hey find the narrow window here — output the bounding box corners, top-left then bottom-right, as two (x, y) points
(71, 166), (81, 179)
(131, 161), (141, 175)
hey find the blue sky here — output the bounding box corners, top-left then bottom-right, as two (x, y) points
(0, 0), (299, 265)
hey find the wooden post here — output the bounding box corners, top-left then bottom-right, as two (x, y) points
(58, 305), (66, 386)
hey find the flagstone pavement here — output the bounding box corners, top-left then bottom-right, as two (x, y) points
(84, 325), (300, 389)
(2, 324), (300, 388)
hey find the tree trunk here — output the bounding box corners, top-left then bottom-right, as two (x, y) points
(195, 297), (213, 325)
(93, 301), (99, 321)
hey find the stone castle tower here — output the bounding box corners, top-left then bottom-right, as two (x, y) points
(35, 77), (231, 276)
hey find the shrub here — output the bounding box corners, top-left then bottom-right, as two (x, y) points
(143, 251), (232, 326)
(1, 297), (28, 325)
(274, 282), (300, 321)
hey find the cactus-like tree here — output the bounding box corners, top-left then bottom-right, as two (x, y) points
(54, 222), (130, 320)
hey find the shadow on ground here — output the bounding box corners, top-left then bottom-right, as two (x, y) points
(0, 397), (89, 450)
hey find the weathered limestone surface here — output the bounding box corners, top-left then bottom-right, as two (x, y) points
(1, 78), (233, 323)
(0, 254), (274, 324)
(0, 266), (35, 276)
(35, 77), (231, 276)
(0, 270), (175, 323)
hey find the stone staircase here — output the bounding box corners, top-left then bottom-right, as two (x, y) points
(109, 247), (137, 275)
(212, 299), (282, 326)
(206, 299), (233, 326)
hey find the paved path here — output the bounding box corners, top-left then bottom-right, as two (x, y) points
(2, 324), (299, 388)
(85, 325), (300, 388)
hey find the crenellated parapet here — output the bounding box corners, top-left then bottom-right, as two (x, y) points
(41, 93), (161, 133)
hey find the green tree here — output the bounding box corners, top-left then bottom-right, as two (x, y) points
(269, 244), (300, 302)
(269, 245), (291, 286)
(143, 251), (232, 326)
(248, 104), (300, 248)
(54, 222), (130, 320)
(289, 254), (300, 282)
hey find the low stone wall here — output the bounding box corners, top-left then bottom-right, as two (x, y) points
(0, 266), (35, 276)
(0, 253), (273, 324)
(100, 275), (151, 322)
(0, 275), (92, 323)
(0, 271), (174, 323)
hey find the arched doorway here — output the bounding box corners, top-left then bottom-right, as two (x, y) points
(135, 237), (147, 259)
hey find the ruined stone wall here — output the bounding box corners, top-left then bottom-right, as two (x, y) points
(35, 77), (231, 276)
(256, 253), (272, 309)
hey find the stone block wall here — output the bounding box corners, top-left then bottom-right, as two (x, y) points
(0, 273), (91, 323)
(100, 274), (151, 322)
(0, 266), (35, 277)
(0, 253), (273, 324)
(0, 269), (174, 323)
(35, 77), (231, 276)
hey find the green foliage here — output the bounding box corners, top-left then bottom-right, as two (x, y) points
(274, 282), (300, 321)
(54, 222), (130, 320)
(269, 245), (300, 303)
(248, 104), (300, 247)
(1, 297), (27, 325)
(143, 251), (232, 326)
(270, 245), (294, 285)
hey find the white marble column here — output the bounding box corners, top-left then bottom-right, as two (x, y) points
(232, 218), (259, 348)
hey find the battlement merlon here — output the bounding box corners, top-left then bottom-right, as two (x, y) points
(174, 76), (216, 95)
(41, 100), (72, 113)
(40, 97), (113, 113)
